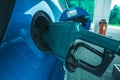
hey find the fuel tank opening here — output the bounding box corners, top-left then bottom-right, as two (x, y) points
(31, 11), (52, 52)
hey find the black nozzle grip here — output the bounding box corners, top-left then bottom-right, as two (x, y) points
(66, 42), (115, 77)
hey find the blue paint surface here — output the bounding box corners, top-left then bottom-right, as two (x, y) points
(0, 0), (65, 80)
(60, 7), (91, 30)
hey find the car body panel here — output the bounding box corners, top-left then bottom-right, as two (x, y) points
(0, 0), (66, 80)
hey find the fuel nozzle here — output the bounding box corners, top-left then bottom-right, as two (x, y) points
(31, 8), (120, 77)
(31, 20), (120, 76)
(47, 21), (120, 77)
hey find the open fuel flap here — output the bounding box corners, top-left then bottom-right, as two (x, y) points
(31, 11), (52, 52)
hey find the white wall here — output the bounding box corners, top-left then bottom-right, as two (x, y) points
(93, 0), (112, 33)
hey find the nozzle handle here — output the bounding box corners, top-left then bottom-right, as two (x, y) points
(66, 42), (115, 77)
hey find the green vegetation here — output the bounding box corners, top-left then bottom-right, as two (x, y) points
(66, 1), (120, 26)
(108, 24), (120, 27)
(109, 5), (120, 25)
(66, 0), (94, 22)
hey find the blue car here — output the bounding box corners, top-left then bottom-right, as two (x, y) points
(0, 0), (68, 80)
